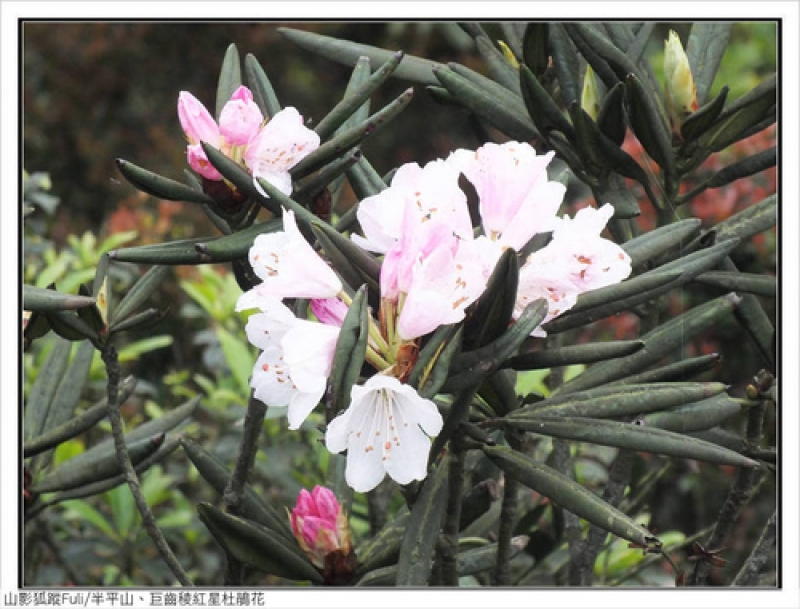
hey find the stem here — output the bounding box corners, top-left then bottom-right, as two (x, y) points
(101, 345), (192, 587)
(552, 438), (588, 586)
(689, 396), (768, 586)
(732, 509), (777, 586)
(222, 392), (268, 586)
(494, 432), (521, 586)
(439, 440), (466, 586)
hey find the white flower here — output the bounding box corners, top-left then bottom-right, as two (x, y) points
(242, 297), (339, 429)
(325, 375), (444, 493)
(238, 209), (343, 304)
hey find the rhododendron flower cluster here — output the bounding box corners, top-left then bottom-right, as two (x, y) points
(237, 140), (631, 493)
(178, 85), (319, 195)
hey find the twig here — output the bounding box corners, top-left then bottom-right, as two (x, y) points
(101, 346), (192, 587)
(732, 509), (777, 586)
(222, 392), (267, 585)
(689, 396), (767, 585)
(494, 464), (519, 585)
(439, 440), (466, 586)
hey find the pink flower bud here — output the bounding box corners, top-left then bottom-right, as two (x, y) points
(219, 86), (264, 146)
(177, 91), (220, 147)
(290, 486), (352, 570)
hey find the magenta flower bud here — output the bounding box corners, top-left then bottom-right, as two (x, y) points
(311, 297), (349, 327)
(290, 486), (352, 571)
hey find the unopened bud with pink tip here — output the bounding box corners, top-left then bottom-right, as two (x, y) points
(290, 486), (353, 574)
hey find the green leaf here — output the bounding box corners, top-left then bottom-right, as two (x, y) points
(681, 85), (729, 143)
(194, 218), (283, 262)
(115, 159), (215, 206)
(475, 36), (521, 95)
(39, 340), (95, 438)
(519, 64), (575, 140)
(548, 23), (582, 106)
(624, 73), (676, 179)
(293, 149), (361, 208)
(434, 65), (537, 142)
(109, 237), (214, 265)
(354, 509), (410, 576)
(510, 381), (726, 420)
(32, 434), (165, 494)
(557, 294), (740, 393)
(278, 27), (441, 85)
(110, 265), (170, 326)
(693, 270), (776, 297)
(562, 23), (619, 89)
(610, 353), (721, 385)
(522, 23), (549, 77)
(197, 502), (323, 583)
(621, 218), (702, 268)
(201, 142), (278, 214)
(24, 376), (137, 459)
(597, 82), (627, 146)
(395, 457), (449, 586)
(45, 310), (100, 345)
(181, 437), (294, 541)
(327, 285), (369, 421)
(216, 326), (255, 398)
(409, 326), (463, 400)
(315, 51), (404, 141)
(506, 340), (643, 370)
(705, 146), (776, 190)
(216, 43), (242, 119)
(25, 337), (72, 442)
(244, 53), (281, 118)
(506, 415), (757, 468)
(463, 248), (519, 350)
(310, 219), (381, 294)
(641, 394), (743, 433)
(711, 193), (776, 244)
(61, 499), (120, 542)
(484, 445), (661, 550)
(23, 285), (96, 312)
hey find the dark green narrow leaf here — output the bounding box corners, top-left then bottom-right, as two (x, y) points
(32, 434), (165, 494)
(216, 43), (242, 119)
(542, 270), (683, 334)
(706, 146), (776, 190)
(45, 310), (100, 344)
(712, 194), (776, 244)
(24, 337), (73, 442)
(293, 150), (362, 207)
(195, 218), (283, 263)
(568, 23), (641, 82)
(278, 27), (441, 86)
(110, 265), (171, 325)
(327, 285), (369, 421)
(315, 51), (404, 141)
(519, 64), (575, 140)
(311, 220), (381, 286)
(433, 66), (537, 142)
(396, 458), (449, 586)
(556, 294), (740, 393)
(597, 82), (627, 146)
(592, 175), (642, 220)
(562, 23), (618, 90)
(354, 509), (410, 576)
(609, 353), (721, 385)
(484, 445), (660, 550)
(197, 503), (323, 583)
(345, 155), (387, 201)
(625, 22), (655, 66)
(244, 53), (282, 118)
(625, 74), (676, 178)
(506, 340), (643, 370)
(110, 236), (212, 265)
(464, 249), (519, 350)
(522, 23), (549, 76)
(181, 438), (294, 541)
(42, 435), (181, 506)
(511, 381), (726, 420)
(109, 308), (166, 335)
(23, 285), (95, 312)
(115, 159), (216, 206)
(24, 376), (137, 458)
(95, 397), (201, 452)
(76, 284), (105, 333)
(681, 85), (729, 143)
(505, 416), (757, 467)
(201, 142), (278, 213)
(641, 394), (743, 433)
(651, 236), (741, 275)
(475, 36), (521, 95)
(686, 23), (732, 105)
(621, 218), (702, 268)
(449, 63), (531, 126)
(548, 23), (581, 106)
(291, 88), (415, 179)
(693, 271), (776, 297)
(40, 340), (95, 435)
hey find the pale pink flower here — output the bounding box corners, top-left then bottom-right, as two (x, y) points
(291, 486), (352, 569)
(448, 141), (565, 250)
(325, 375), (444, 493)
(218, 86), (265, 146)
(245, 107), (320, 196)
(241, 209), (343, 301)
(240, 296), (338, 429)
(311, 297), (349, 327)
